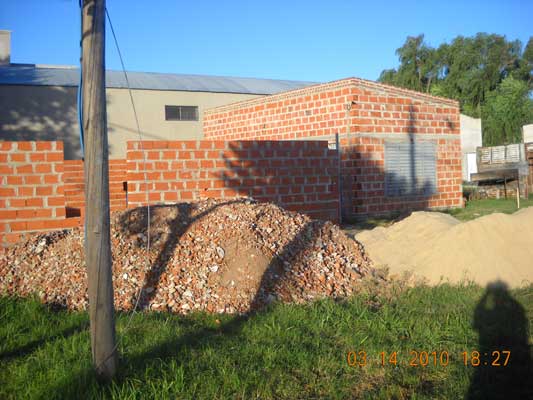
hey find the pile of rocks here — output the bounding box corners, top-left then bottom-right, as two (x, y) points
(0, 198), (374, 314)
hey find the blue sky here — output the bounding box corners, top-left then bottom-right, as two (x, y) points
(1, 0), (531, 82)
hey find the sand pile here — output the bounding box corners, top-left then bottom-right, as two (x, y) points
(356, 208), (533, 288)
(0, 198), (374, 314)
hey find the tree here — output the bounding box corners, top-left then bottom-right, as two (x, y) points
(378, 33), (529, 117)
(481, 77), (533, 146)
(379, 34), (440, 93)
(512, 37), (533, 88)
(379, 33), (533, 146)
(430, 34), (521, 117)
(378, 68), (397, 85)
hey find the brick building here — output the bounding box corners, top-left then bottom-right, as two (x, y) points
(203, 78), (463, 220)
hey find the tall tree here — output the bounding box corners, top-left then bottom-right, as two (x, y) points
(512, 37), (533, 88)
(481, 77), (533, 145)
(430, 34), (520, 117)
(379, 33), (533, 145)
(380, 35), (439, 93)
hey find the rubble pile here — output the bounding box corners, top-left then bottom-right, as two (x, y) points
(0, 198), (374, 314)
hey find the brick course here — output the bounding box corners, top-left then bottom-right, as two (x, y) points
(63, 159), (127, 218)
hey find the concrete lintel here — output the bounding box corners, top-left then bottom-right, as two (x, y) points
(288, 132), (459, 142)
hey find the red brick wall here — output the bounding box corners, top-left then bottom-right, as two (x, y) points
(126, 140), (339, 221)
(203, 78), (463, 218)
(0, 141), (77, 245)
(203, 79), (459, 140)
(1, 139), (340, 245)
(63, 159), (128, 218)
(340, 136), (462, 217)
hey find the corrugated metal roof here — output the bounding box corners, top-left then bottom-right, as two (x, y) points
(0, 64), (316, 94)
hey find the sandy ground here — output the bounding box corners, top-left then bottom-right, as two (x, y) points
(355, 208), (533, 288)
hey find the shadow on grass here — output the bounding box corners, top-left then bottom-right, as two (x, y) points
(467, 281), (533, 399)
(40, 216), (335, 398)
(0, 321), (89, 362)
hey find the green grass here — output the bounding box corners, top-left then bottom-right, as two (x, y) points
(1, 283), (532, 399)
(447, 195), (533, 221)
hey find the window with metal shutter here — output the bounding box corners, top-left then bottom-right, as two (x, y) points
(165, 105), (199, 121)
(384, 141), (437, 197)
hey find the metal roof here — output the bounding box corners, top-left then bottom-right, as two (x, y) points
(0, 64), (316, 95)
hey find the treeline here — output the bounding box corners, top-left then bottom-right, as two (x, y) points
(378, 33), (533, 146)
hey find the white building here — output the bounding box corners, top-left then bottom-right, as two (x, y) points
(460, 114), (482, 181)
(522, 124), (533, 143)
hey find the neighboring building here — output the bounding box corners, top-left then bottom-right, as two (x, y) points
(0, 30), (314, 159)
(522, 124), (533, 195)
(523, 124), (533, 143)
(204, 78), (463, 219)
(460, 114), (482, 181)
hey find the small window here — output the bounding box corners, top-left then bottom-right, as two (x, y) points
(165, 105), (198, 121)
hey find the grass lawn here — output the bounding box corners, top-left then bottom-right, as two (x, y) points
(1, 283), (532, 399)
(447, 195), (533, 221)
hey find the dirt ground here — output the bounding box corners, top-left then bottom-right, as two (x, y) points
(354, 208), (533, 288)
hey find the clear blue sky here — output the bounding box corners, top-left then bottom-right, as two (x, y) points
(1, 0), (531, 82)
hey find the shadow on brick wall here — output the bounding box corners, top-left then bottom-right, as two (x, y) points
(114, 138), (339, 312)
(216, 141), (339, 221)
(341, 103), (435, 220)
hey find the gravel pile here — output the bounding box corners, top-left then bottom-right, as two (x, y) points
(0, 198), (374, 314)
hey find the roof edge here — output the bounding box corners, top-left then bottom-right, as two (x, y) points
(0, 82), (298, 96)
(1, 63), (317, 86)
(205, 77), (459, 114)
(348, 77), (459, 107)
(204, 79), (355, 114)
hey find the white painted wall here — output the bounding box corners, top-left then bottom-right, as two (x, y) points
(523, 124), (533, 143)
(460, 114), (482, 181)
(460, 114), (482, 152)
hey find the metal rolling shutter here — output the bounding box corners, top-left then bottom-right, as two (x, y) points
(384, 141), (437, 197)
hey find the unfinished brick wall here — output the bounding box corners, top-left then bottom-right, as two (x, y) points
(204, 78), (463, 218)
(126, 140), (339, 221)
(63, 160), (128, 218)
(0, 141), (77, 245)
(1, 139), (339, 245)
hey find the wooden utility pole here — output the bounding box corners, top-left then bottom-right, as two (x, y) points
(81, 0), (117, 380)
